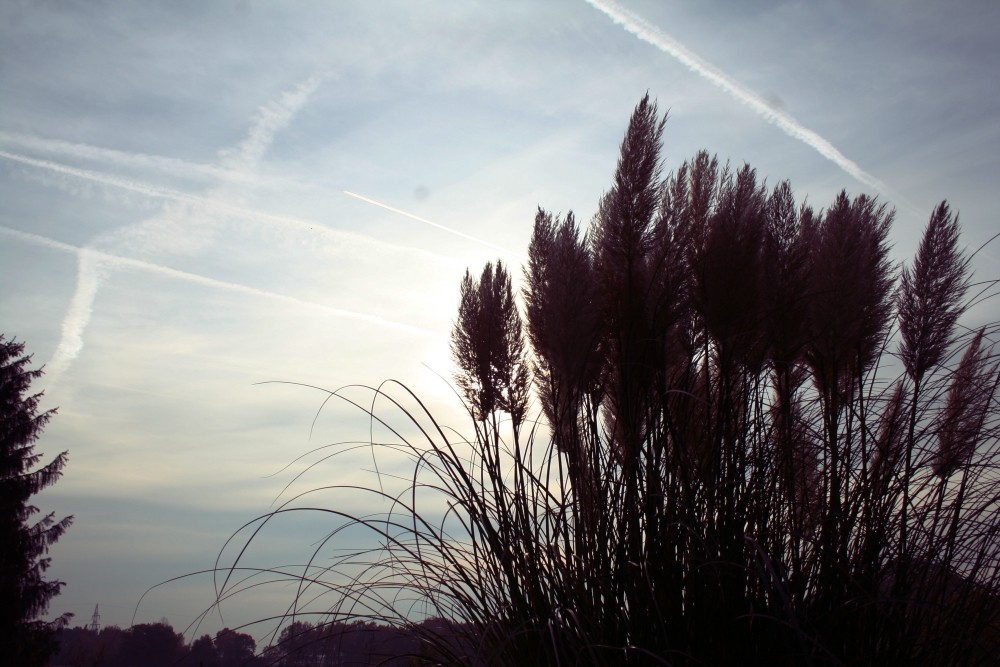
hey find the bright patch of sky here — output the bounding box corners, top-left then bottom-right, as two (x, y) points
(1, 0), (998, 641)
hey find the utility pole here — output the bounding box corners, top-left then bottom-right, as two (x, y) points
(87, 604), (101, 632)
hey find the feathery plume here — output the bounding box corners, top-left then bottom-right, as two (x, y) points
(762, 181), (810, 371)
(697, 164), (767, 371)
(452, 261), (530, 428)
(805, 192), (895, 394)
(934, 329), (998, 478)
(524, 209), (604, 453)
(898, 202), (970, 383)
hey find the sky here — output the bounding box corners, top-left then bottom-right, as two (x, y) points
(2, 0), (999, 643)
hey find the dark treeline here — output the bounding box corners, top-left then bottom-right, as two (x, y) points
(54, 622), (256, 667)
(52, 617), (467, 666)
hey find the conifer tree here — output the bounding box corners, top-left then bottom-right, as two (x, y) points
(0, 335), (72, 666)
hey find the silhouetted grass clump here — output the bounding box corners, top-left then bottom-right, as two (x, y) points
(232, 97), (1000, 666)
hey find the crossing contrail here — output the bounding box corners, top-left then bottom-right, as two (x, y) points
(1, 73), (447, 385)
(0, 146), (450, 379)
(343, 190), (525, 260)
(584, 0), (915, 211)
(37, 75), (329, 386)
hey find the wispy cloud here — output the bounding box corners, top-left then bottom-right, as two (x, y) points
(584, 0), (915, 210)
(343, 190), (525, 259)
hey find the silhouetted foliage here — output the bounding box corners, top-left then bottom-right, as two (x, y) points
(258, 619), (425, 666)
(0, 335), (72, 666)
(223, 96), (1000, 665)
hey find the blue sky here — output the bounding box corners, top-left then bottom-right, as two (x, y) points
(2, 0), (998, 641)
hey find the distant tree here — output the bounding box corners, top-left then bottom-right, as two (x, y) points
(54, 624), (129, 667)
(51, 626), (99, 667)
(0, 335), (72, 665)
(114, 622), (185, 667)
(92, 625), (127, 666)
(261, 620), (422, 666)
(184, 633), (219, 667)
(215, 627), (257, 667)
(267, 621), (323, 667)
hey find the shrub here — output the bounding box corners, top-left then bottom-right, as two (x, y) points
(230, 97), (1000, 666)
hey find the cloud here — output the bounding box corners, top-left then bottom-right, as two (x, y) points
(584, 0), (917, 212)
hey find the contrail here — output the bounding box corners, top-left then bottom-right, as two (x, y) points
(1, 226), (441, 338)
(0, 131), (259, 186)
(0, 149), (211, 202)
(584, 0), (915, 209)
(46, 248), (107, 383)
(343, 190), (525, 260)
(220, 72), (329, 168)
(0, 149), (449, 263)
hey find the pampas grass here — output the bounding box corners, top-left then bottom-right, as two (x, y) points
(224, 96), (1000, 666)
